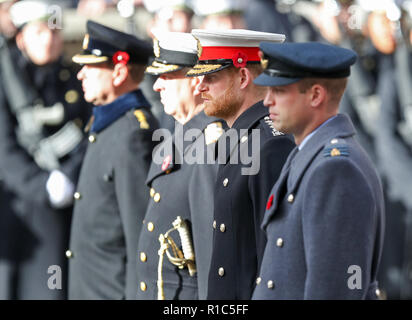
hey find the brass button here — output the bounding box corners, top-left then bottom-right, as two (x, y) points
(88, 135), (96, 143)
(74, 192), (81, 200)
(165, 169), (171, 174)
(256, 277), (262, 285)
(220, 224), (226, 233)
(223, 178), (229, 187)
(287, 194), (294, 203)
(276, 238), (284, 247)
(154, 193), (161, 203)
(150, 188), (155, 198)
(218, 267), (225, 277)
(65, 250), (73, 258)
(331, 138), (339, 144)
(147, 222), (154, 232)
(240, 135), (248, 143)
(267, 280), (274, 289)
(140, 252), (147, 262)
(213, 220), (216, 229)
(140, 281), (147, 291)
(376, 289), (381, 298)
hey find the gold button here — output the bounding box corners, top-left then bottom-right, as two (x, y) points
(256, 277), (262, 285)
(65, 250), (73, 258)
(287, 194), (294, 203)
(213, 220), (216, 229)
(220, 224), (226, 233)
(267, 280), (274, 289)
(147, 222), (154, 232)
(88, 135), (96, 143)
(376, 289), (381, 298)
(218, 267), (225, 277)
(73, 192), (81, 200)
(140, 281), (147, 291)
(223, 178), (229, 187)
(165, 170), (171, 174)
(331, 138), (339, 144)
(140, 252), (147, 262)
(276, 238), (284, 247)
(154, 193), (161, 203)
(150, 188), (155, 198)
(240, 135), (248, 143)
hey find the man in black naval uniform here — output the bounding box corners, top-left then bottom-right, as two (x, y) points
(186, 29), (295, 300)
(0, 0), (91, 299)
(252, 42), (385, 299)
(136, 30), (225, 300)
(67, 21), (159, 299)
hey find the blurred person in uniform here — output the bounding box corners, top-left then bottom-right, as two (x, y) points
(0, 0), (91, 299)
(374, 0), (412, 299)
(187, 29), (295, 299)
(244, 0), (320, 43)
(312, 0), (381, 164)
(136, 30), (225, 300)
(142, 0), (195, 132)
(192, 0), (246, 30)
(66, 20), (158, 299)
(252, 42), (385, 299)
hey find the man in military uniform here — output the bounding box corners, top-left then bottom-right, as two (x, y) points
(136, 30), (225, 300)
(252, 42), (385, 299)
(186, 29), (295, 300)
(0, 0), (91, 299)
(67, 20), (158, 299)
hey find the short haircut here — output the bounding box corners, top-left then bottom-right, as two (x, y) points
(297, 78), (348, 105)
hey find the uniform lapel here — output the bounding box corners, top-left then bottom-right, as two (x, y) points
(225, 101), (268, 163)
(262, 114), (356, 229)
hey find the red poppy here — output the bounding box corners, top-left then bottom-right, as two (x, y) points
(113, 51), (130, 65)
(266, 194), (274, 210)
(162, 155), (172, 171)
(232, 51), (248, 68)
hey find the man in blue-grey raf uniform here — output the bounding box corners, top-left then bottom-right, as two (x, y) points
(0, 0), (91, 299)
(187, 29), (295, 300)
(136, 30), (225, 300)
(67, 20), (159, 299)
(252, 42), (385, 300)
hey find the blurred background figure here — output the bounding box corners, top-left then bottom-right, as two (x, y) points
(192, 0), (246, 30)
(372, 0), (412, 300)
(0, 0), (91, 299)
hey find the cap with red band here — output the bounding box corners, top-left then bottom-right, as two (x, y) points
(186, 29), (285, 77)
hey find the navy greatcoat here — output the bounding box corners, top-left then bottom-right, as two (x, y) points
(207, 101), (295, 300)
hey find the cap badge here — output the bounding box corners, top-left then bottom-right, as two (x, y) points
(82, 34), (90, 50)
(194, 36), (203, 58)
(153, 38), (160, 58)
(113, 51), (130, 65)
(233, 52), (248, 68)
(259, 50), (268, 70)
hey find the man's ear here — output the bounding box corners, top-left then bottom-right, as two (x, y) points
(15, 31), (25, 52)
(112, 63), (129, 87)
(239, 67), (252, 90)
(309, 84), (327, 108)
(190, 76), (201, 96)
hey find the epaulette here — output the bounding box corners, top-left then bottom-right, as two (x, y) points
(262, 116), (284, 137)
(323, 138), (349, 157)
(204, 121), (224, 145)
(134, 109), (150, 129)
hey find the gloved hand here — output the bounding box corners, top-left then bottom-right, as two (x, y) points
(46, 170), (75, 209)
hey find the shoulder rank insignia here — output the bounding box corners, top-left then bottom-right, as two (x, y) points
(204, 122), (224, 145)
(263, 116), (283, 137)
(323, 143), (349, 157)
(134, 110), (149, 129)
